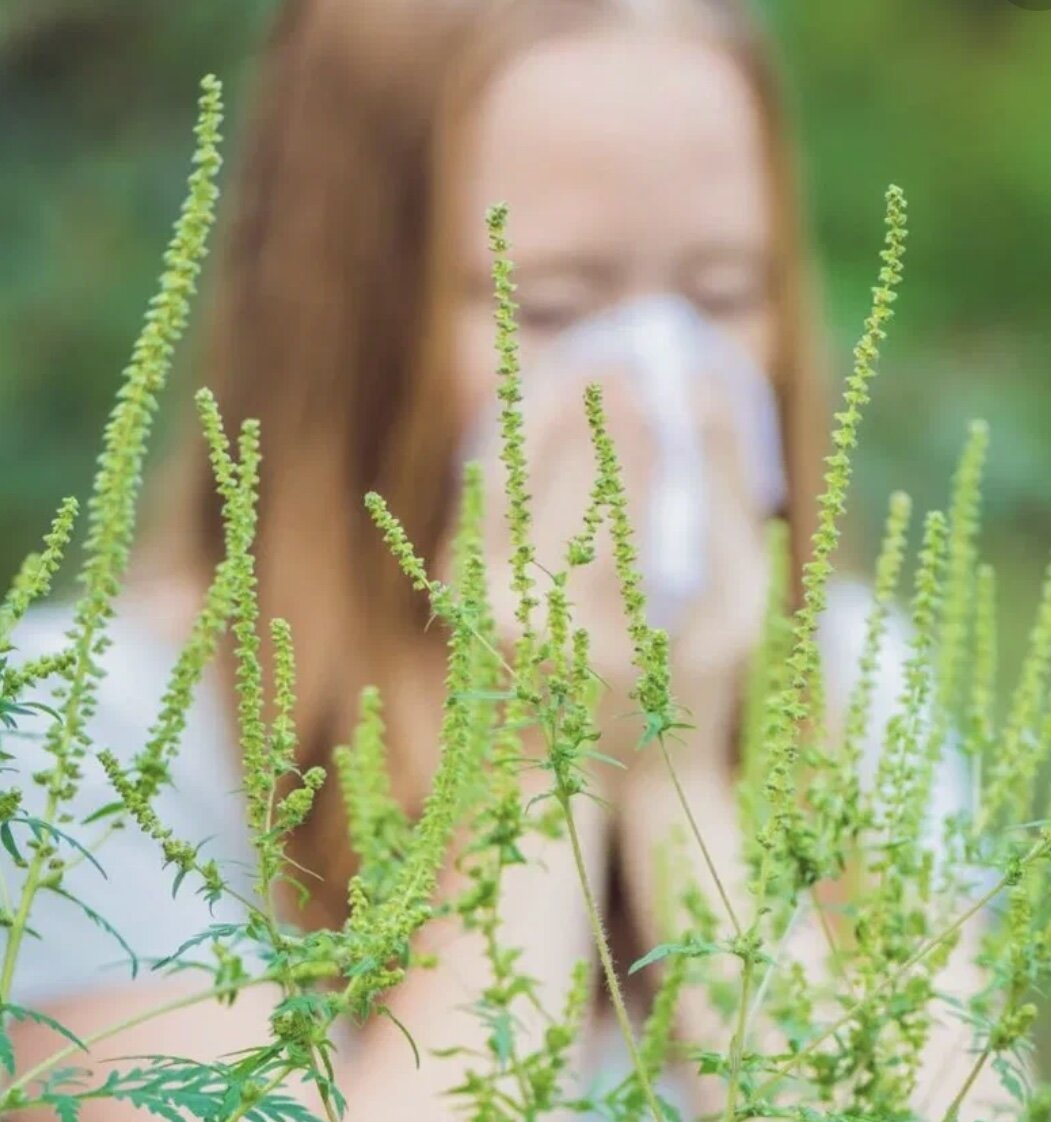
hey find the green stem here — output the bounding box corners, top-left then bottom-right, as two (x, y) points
(559, 791), (664, 1122)
(723, 940), (755, 1122)
(224, 1063), (296, 1122)
(309, 1043), (343, 1122)
(3, 975), (275, 1100)
(0, 790), (60, 1003)
(483, 916), (535, 1112)
(752, 845), (1040, 1101)
(811, 888), (861, 1002)
(726, 837), (776, 1117)
(657, 737), (741, 937)
(938, 1047), (990, 1122)
(742, 897), (808, 1049)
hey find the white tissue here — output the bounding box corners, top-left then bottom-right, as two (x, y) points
(457, 294), (787, 635)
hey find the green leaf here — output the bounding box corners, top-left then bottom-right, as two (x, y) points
(0, 1023), (13, 1075)
(47, 1094), (80, 1122)
(694, 1049), (726, 1075)
(629, 943), (689, 974)
(13, 817), (106, 879)
(629, 937), (719, 975)
(1, 820), (24, 865)
(43, 886), (138, 978)
(80, 801), (126, 827)
(377, 1004), (420, 1069)
(993, 1054), (1029, 1104)
(2, 1004), (87, 1054)
(152, 923), (244, 971)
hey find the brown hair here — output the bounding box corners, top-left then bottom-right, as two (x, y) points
(147, 0), (825, 930)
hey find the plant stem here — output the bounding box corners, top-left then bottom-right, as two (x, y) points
(811, 888), (861, 1002)
(743, 897), (807, 1049)
(751, 846), (1040, 1101)
(309, 1043), (343, 1122)
(657, 737), (741, 937)
(483, 918), (536, 1112)
(558, 790), (664, 1122)
(224, 1062), (296, 1122)
(727, 837), (776, 1118)
(3, 975), (275, 1099)
(0, 790), (59, 1003)
(723, 940), (755, 1122)
(939, 1047), (990, 1122)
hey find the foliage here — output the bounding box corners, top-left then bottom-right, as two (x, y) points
(1, 72), (1051, 1122)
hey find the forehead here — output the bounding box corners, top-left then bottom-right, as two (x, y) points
(457, 30), (770, 258)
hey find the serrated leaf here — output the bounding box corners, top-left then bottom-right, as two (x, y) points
(993, 1054), (1028, 1104)
(43, 887), (138, 978)
(152, 924), (244, 971)
(13, 817), (106, 879)
(45, 1094), (80, 1122)
(1, 1004), (87, 1053)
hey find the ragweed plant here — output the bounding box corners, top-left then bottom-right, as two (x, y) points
(0, 70), (1050, 1122)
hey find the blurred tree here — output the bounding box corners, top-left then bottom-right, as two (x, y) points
(760, 0), (1051, 681)
(0, 0), (272, 581)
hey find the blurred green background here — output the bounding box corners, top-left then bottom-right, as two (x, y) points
(0, 2), (1049, 675)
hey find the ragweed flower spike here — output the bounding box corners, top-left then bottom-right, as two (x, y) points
(964, 563), (997, 772)
(578, 382), (679, 743)
(486, 204), (540, 661)
(0, 77), (224, 1010)
(829, 491), (912, 847)
(872, 507), (947, 864)
(978, 548), (1051, 835)
(758, 184), (908, 874)
(43, 75), (224, 796)
(932, 420), (989, 756)
(334, 685), (410, 907)
(0, 497), (78, 649)
(126, 387), (247, 804)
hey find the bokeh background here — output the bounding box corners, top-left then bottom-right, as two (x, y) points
(4, 2), (1050, 670)
(1, 0), (1050, 888)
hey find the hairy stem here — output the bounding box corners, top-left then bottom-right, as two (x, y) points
(658, 737), (741, 937)
(559, 791), (664, 1122)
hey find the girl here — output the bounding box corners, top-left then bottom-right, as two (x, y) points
(8, 0), (1003, 1118)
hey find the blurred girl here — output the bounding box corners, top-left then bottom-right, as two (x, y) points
(9, 1), (1002, 1119)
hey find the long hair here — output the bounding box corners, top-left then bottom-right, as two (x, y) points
(144, 0), (826, 930)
